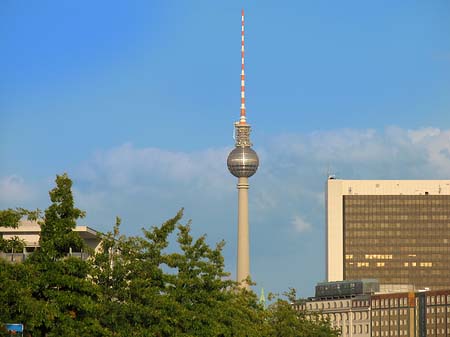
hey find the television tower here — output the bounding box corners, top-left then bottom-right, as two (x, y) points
(227, 9), (259, 289)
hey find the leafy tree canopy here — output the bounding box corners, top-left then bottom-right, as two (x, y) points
(0, 174), (339, 337)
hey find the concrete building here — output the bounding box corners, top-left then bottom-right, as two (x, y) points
(298, 280), (450, 337)
(297, 295), (371, 337)
(371, 289), (450, 337)
(417, 289), (450, 337)
(326, 179), (450, 290)
(296, 280), (377, 337)
(0, 220), (101, 262)
(371, 291), (416, 337)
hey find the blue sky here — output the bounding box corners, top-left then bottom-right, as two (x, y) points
(1, 0), (450, 296)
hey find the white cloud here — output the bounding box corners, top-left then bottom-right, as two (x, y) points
(78, 143), (232, 192)
(2, 126), (450, 298)
(69, 126), (450, 233)
(291, 214), (312, 233)
(0, 175), (35, 204)
(408, 127), (441, 143)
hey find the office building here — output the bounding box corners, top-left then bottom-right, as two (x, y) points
(0, 220), (101, 262)
(371, 291), (416, 337)
(326, 179), (450, 290)
(298, 280), (450, 337)
(298, 295), (371, 337)
(371, 289), (450, 337)
(296, 280), (377, 337)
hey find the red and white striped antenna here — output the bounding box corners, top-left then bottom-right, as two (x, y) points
(240, 9), (246, 124)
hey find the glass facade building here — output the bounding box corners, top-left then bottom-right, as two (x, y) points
(327, 180), (450, 290)
(343, 195), (450, 290)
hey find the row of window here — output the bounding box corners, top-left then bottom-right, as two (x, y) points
(323, 312), (370, 321)
(373, 319), (408, 326)
(425, 328), (450, 335)
(372, 298), (409, 308)
(345, 223), (450, 231)
(305, 301), (351, 310)
(427, 295), (450, 305)
(346, 242), (450, 249)
(332, 324), (369, 334)
(344, 196), (450, 204)
(426, 317), (450, 324)
(345, 207), (450, 213)
(372, 296), (450, 308)
(373, 309), (409, 316)
(426, 306), (450, 313)
(345, 198), (450, 203)
(373, 330), (409, 336)
(345, 195), (450, 200)
(345, 215), (450, 221)
(351, 262), (434, 268)
(345, 214), (450, 221)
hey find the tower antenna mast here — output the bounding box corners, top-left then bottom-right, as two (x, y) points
(240, 9), (246, 124)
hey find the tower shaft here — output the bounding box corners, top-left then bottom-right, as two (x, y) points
(237, 177), (250, 288)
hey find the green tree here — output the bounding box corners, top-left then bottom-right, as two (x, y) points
(37, 173), (85, 261)
(0, 208), (40, 254)
(23, 173), (107, 336)
(265, 289), (340, 337)
(91, 210), (268, 336)
(0, 173), (340, 337)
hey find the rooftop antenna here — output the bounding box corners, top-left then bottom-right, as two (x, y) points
(327, 165), (336, 179)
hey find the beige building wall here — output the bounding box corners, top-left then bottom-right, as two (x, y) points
(0, 220), (102, 252)
(371, 292), (416, 337)
(326, 179), (450, 282)
(297, 296), (371, 337)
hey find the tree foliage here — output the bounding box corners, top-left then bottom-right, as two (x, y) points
(0, 208), (40, 253)
(265, 289), (340, 337)
(0, 173), (339, 337)
(38, 173), (85, 261)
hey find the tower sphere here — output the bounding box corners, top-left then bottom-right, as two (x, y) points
(227, 146), (259, 178)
